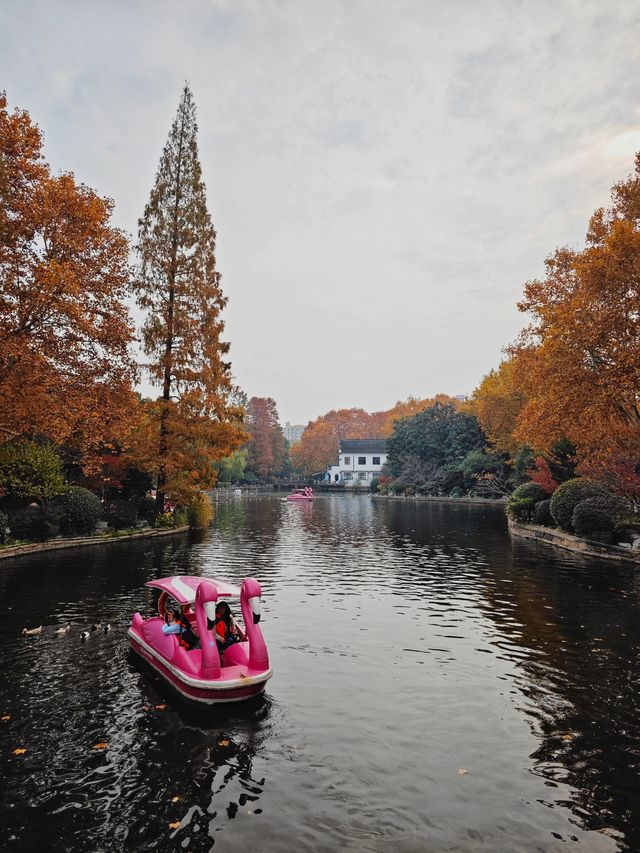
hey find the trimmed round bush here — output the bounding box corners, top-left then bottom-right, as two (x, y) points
(60, 487), (103, 536)
(507, 482), (548, 520)
(534, 498), (554, 527)
(550, 478), (607, 531)
(572, 493), (627, 543)
(8, 503), (63, 541)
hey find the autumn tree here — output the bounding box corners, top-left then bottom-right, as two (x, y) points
(245, 397), (285, 479)
(134, 84), (245, 509)
(380, 394), (462, 437)
(510, 152), (640, 486)
(0, 92), (137, 457)
(472, 359), (527, 455)
(291, 408), (384, 474)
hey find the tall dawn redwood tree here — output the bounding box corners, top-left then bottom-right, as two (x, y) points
(135, 84), (245, 510)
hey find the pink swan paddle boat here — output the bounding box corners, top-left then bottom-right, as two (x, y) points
(286, 487), (314, 501)
(128, 575), (272, 705)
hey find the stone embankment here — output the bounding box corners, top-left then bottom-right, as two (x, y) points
(372, 494), (508, 507)
(0, 524), (190, 561)
(508, 518), (640, 564)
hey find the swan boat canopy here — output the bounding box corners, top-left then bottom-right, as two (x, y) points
(128, 575), (272, 705)
(286, 487), (314, 501)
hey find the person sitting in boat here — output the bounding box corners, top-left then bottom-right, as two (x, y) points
(162, 606), (200, 650)
(208, 601), (245, 653)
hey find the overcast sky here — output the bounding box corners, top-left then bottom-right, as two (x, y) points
(2, 1), (639, 424)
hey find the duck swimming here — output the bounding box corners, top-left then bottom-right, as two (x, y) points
(80, 631), (90, 640)
(91, 623), (102, 631)
(22, 626), (42, 636)
(54, 622), (71, 635)
(103, 624), (111, 632)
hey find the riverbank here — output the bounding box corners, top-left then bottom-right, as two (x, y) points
(372, 494), (508, 506)
(508, 517), (640, 564)
(0, 524), (191, 561)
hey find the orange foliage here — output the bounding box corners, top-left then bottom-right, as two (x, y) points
(0, 92), (138, 459)
(291, 396), (462, 473)
(510, 153), (640, 478)
(379, 395), (461, 437)
(472, 359), (527, 454)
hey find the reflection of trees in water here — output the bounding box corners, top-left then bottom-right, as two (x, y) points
(123, 693), (275, 851)
(479, 544), (640, 847)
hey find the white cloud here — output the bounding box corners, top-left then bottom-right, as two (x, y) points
(1, 0), (639, 422)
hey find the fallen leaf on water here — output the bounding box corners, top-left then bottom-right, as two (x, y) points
(169, 821), (181, 830)
(93, 742), (108, 750)
(561, 734), (574, 741)
(155, 704), (167, 710)
(218, 739), (230, 747)
(457, 768), (469, 775)
(2, 715), (10, 721)
(171, 796), (181, 803)
(13, 748), (27, 755)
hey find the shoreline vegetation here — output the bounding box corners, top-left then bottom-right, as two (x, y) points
(0, 523), (190, 561)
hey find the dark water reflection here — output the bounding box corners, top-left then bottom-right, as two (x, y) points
(1, 495), (639, 851)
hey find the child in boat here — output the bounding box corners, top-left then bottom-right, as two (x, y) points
(162, 606), (200, 650)
(209, 601), (245, 651)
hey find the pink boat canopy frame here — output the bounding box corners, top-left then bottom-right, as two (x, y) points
(145, 575), (241, 604)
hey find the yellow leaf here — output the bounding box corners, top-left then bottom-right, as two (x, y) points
(155, 704), (167, 710)
(218, 739), (230, 747)
(93, 742), (108, 750)
(561, 734), (574, 741)
(13, 748), (27, 755)
(458, 768), (469, 775)
(169, 821), (181, 830)
(1, 715), (10, 721)
(171, 796), (181, 803)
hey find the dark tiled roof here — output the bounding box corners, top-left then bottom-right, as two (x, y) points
(339, 439), (387, 453)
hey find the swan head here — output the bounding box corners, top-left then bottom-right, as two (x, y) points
(241, 578), (263, 624)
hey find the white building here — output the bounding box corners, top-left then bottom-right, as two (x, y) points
(326, 439), (387, 486)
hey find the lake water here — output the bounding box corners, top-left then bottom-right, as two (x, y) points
(1, 494), (639, 852)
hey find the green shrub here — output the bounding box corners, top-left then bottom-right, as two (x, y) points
(449, 486), (463, 498)
(60, 487), (103, 536)
(8, 503), (63, 541)
(174, 509), (188, 527)
(187, 493), (213, 529)
(550, 478), (607, 531)
(154, 511), (175, 529)
(0, 440), (66, 501)
(534, 498), (554, 527)
(507, 482), (548, 520)
(0, 510), (8, 544)
(136, 496), (157, 524)
(105, 499), (138, 530)
(370, 477), (380, 494)
(572, 493), (628, 543)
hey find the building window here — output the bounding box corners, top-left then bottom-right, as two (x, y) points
(334, 474), (339, 482)
(372, 456), (380, 465)
(358, 456), (366, 465)
(343, 456), (351, 465)
(358, 472), (367, 480)
(343, 472), (353, 480)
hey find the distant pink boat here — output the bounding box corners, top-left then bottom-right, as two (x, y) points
(286, 487), (314, 501)
(128, 575), (272, 705)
